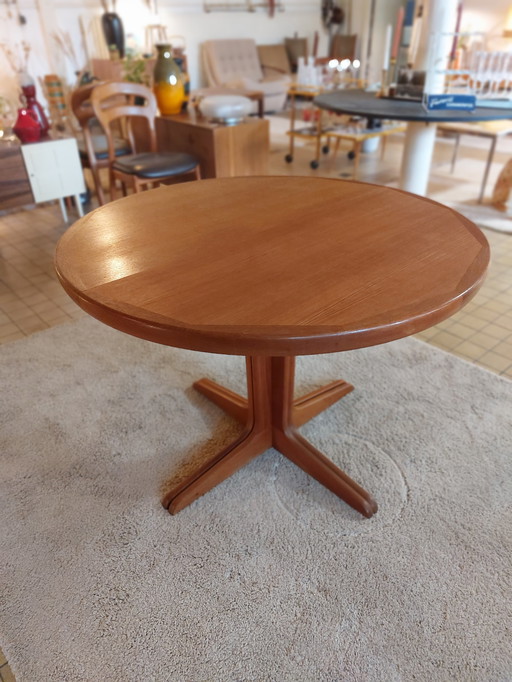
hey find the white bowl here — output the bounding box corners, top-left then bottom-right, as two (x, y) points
(199, 95), (252, 124)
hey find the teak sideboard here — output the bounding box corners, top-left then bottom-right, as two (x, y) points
(156, 113), (269, 179)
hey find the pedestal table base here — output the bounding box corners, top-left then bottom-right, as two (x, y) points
(162, 356), (378, 518)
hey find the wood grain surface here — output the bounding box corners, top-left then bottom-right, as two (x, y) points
(156, 114), (269, 179)
(55, 176), (489, 356)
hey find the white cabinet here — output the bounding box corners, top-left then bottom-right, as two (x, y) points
(21, 138), (86, 221)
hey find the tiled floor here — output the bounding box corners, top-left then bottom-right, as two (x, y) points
(1, 115), (512, 680)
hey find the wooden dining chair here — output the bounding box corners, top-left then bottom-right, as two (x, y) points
(91, 81), (200, 201)
(71, 82), (132, 206)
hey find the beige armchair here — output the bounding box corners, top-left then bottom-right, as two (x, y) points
(202, 39), (291, 113)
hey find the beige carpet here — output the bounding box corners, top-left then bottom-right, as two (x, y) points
(447, 199), (512, 234)
(1, 318), (511, 681)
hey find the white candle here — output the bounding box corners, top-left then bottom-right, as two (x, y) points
(383, 24), (392, 71)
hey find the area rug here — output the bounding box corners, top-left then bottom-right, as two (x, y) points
(1, 318), (511, 681)
(445, 199), (512, 234)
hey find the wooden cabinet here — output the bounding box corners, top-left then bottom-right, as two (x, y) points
(155, 112), (269, 179)
(0, 144), (33, 210)
(21, 138), (86, 220)
(1, 139), (85, 219)
(21, 138), (85, 203)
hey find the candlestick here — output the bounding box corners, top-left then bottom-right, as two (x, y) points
(383, 24), (392, 71)
(380, 68), (389, 97)
(391, 7), (405, 61)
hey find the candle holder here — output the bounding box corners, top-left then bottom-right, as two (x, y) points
(379, 69), (389, 97)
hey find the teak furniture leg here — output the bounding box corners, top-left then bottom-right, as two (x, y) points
(163, 356), (377, 518)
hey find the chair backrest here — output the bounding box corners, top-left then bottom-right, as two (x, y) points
(202, 39), (263, 87)
(70, 82), (109, 170)
(91, 81), (158, 163)
(70, 83), (97, 128)
(257, 44), (291, 75)
(284, 37), (308, 72)
(330, 34), (357, 61)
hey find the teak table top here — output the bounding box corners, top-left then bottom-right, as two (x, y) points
(55, 176), (489, 357)
(55, 177), (490, 517)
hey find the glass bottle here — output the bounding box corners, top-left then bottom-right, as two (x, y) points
(153, 44), (185, 116)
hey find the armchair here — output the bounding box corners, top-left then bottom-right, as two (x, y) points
(202, 39), (290, 113)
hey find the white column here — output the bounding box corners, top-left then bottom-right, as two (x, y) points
(415, 0), (458, 76)
(398, 0), (458, 196)
(399, 122), (437, 195)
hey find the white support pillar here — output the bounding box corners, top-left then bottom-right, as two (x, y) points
(399, 122), (437, 195)
(398, 0), (458, 196)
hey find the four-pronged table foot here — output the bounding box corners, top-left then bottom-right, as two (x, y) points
(163, 356), (377, 518)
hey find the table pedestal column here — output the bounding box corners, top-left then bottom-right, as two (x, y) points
(162, 356), (378, 518)
(399, 121), (437, 195)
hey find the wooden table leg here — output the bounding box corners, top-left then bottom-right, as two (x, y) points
(288, 94), (297, 159)
(479, 136), (497, 204)
(163, 356), (377, 518)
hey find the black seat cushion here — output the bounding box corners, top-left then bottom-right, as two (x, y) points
(78, 135), (131, 161)
(112, 152), (198, 179)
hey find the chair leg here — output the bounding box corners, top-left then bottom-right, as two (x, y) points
(90, 166), (106, 206)
(353, 140), (362, 180)
(380, 136), (387, 160)
(332, 138), (341, 164)
(195, 165), (201, 180)
(110, 172), (117, 202)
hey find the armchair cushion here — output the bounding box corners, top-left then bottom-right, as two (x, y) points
(225, 74), (290, 97)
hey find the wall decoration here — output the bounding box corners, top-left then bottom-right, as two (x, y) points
(203, 1), (283, 14)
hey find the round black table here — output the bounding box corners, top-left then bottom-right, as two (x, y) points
(314, 90), (512, 195)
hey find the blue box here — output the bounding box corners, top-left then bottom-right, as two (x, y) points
(423, 94), (476, 111)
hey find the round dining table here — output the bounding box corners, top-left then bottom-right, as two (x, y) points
(55, 176), (489, 518)
(314, 89), (512, 196)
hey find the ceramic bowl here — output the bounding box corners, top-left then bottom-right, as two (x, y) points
(199, 95), (252, 124)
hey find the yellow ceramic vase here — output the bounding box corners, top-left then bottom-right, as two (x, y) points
(153, 44), (185, 115)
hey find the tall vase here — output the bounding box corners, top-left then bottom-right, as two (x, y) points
(101, 12), (125, 58)
(20, 82), (50, 137)
(153, 44), (185, 116)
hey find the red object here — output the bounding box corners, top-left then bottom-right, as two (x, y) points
(21, 83), (50, 136)
(13, 108), (41, 144)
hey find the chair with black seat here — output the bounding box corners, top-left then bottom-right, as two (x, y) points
(71, 83), (131, 206)
(91, 81), (200, 201)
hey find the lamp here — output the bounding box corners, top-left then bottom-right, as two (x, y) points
(503, 6), (512, 37)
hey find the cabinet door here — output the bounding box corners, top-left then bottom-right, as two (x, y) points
(21, 139), (85, 203)
(0, 146), (33, 210)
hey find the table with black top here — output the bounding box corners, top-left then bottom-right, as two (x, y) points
(315, 90), (512, 196)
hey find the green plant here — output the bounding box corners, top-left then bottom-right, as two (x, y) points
(122, 55), (149, 85)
